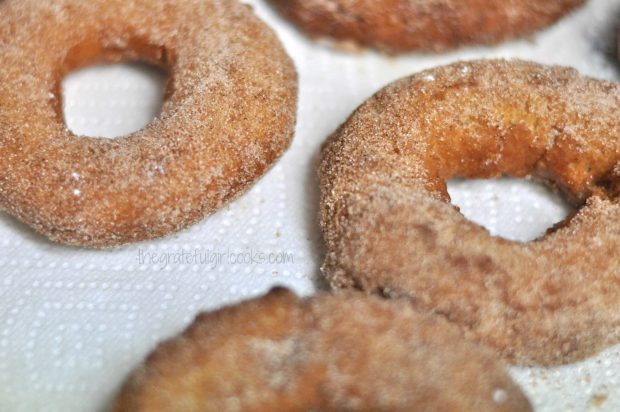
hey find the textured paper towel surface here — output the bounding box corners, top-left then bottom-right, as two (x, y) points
(1, 0), (620, 410)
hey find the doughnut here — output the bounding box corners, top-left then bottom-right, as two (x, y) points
(319, 59), (620, 366)
(113, 288), (532, 411)
(268, 0), (585, 53)
(0, 0), (297, 248)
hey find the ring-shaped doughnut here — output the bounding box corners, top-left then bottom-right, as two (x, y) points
(0, 0), (297, 247)
(114, 288), (532, 411)
(269, 0), (585, 53)
(319, 59), (620, 365)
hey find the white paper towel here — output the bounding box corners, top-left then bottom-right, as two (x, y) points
(1, 0), (619, 410)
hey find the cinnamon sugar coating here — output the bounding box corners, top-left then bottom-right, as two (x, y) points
(114, 288), (532, 412)
(0, 0), (297, 247)
(268, 0), (585, 53)
(319, 59), (620, 366)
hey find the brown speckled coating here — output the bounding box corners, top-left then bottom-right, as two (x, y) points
(269, 0), (585, 53)
(319, 59), (620, 366)
(113, 288), (532, 412)
(0, 0), (298, 248)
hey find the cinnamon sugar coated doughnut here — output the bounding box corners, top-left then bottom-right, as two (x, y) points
(0, 0), (297, 247)
(268, 0), (585, 53)
(114, 288), (532, 412)
(319, 59), (620, 366)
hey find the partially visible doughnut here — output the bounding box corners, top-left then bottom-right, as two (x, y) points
(113, 288), (532, 411)
(269, 0), (585, 53)
(319, 59), (620, 365)
(0, 0), (297, 247)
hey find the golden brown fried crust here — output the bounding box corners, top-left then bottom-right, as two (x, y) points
(113, 288), (532, 412)
(319, 59), (620, 366)
(0, 0), (297, 248)
(269, 0), (585, 53)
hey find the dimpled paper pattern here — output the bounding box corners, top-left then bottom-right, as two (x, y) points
(1, 0), (620, 411)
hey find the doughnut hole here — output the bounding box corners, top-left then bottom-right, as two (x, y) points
(61, 62), (168, 138)
(447, 178), (575, 242)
